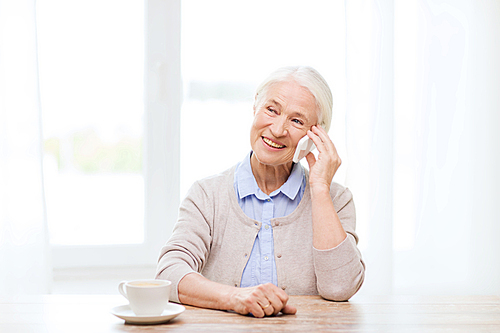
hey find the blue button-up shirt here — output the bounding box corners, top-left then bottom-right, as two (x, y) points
(234, 152), (306, 288)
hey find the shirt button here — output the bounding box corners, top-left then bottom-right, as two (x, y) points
(277, 254), (282, 258)
(244, 253), (248, 258)
(264, 256), (269, 261)
(254, 222), (258, 226)
(235, 283), (238, 287)
(266, 199), (271, 202)
(282, 286), (287, 290)
(264, 225), (269, 230)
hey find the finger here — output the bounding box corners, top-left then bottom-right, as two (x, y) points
(259, 284), (285, 316)
(305, 151), (316, 169)
(250, 289), (269, 318)
(264, 293), (284, 316)
(311, 125), (336, 153)
(256, 297), (276, 317)
(251, 302), (266, 318)
(307, 129), (326, 153)
(281, 304), (297, 315)
(312, 124), (328, 137)
(264, 283), (289, 304)
(261, 302), (274, 316)
(310, 127), (341, 169)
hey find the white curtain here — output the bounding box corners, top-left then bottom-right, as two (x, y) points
(0, 0), (51, 294)
(346, 0), (500, 296)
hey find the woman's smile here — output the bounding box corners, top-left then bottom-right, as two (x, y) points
(262, 136), (286, 149)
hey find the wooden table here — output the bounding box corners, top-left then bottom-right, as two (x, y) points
(1, 294), (499, 332)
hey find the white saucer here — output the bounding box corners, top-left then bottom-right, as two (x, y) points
(111, 303), (185, 324)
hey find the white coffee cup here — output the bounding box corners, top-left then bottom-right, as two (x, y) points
(118, 279), (171, 316)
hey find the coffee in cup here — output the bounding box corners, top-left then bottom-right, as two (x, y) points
(118, 279), (171, 316)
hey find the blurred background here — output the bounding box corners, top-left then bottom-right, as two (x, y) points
(1, 0), (499, 297)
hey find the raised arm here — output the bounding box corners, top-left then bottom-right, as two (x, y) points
(305, 125), (365, 300)
(305, 125), (347, 249)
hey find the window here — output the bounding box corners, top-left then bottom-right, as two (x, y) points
(38, 0), (180, 268)
(39, 0), (343, 268)
(38, 0), (145, 247)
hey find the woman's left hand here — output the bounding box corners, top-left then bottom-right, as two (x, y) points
(305, 125), (341, 190)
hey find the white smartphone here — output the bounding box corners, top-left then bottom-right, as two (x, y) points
(293, 135), (316, 163)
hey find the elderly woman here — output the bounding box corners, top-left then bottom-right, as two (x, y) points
(156, 66), (365, 317)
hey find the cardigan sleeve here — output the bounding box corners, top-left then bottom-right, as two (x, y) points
(155, 181), (214, 303)
(313, 186), (365, 301)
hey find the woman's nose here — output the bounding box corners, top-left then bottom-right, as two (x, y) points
(270, 117), (288, 137)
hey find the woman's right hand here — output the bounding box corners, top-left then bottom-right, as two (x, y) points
(228, 283), (297, 318)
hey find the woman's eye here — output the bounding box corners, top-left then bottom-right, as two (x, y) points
(267, 107), (277, 114)
(292, 119), (304, 125)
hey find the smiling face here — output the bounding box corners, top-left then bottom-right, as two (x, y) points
(250, 80), (319, 168)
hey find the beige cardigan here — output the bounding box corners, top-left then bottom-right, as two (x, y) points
(156, 165), (365, 303)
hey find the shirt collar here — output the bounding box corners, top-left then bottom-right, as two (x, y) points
(235, 151), (304, 201)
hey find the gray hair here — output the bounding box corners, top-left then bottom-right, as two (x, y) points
(254, 66), (333, 133)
